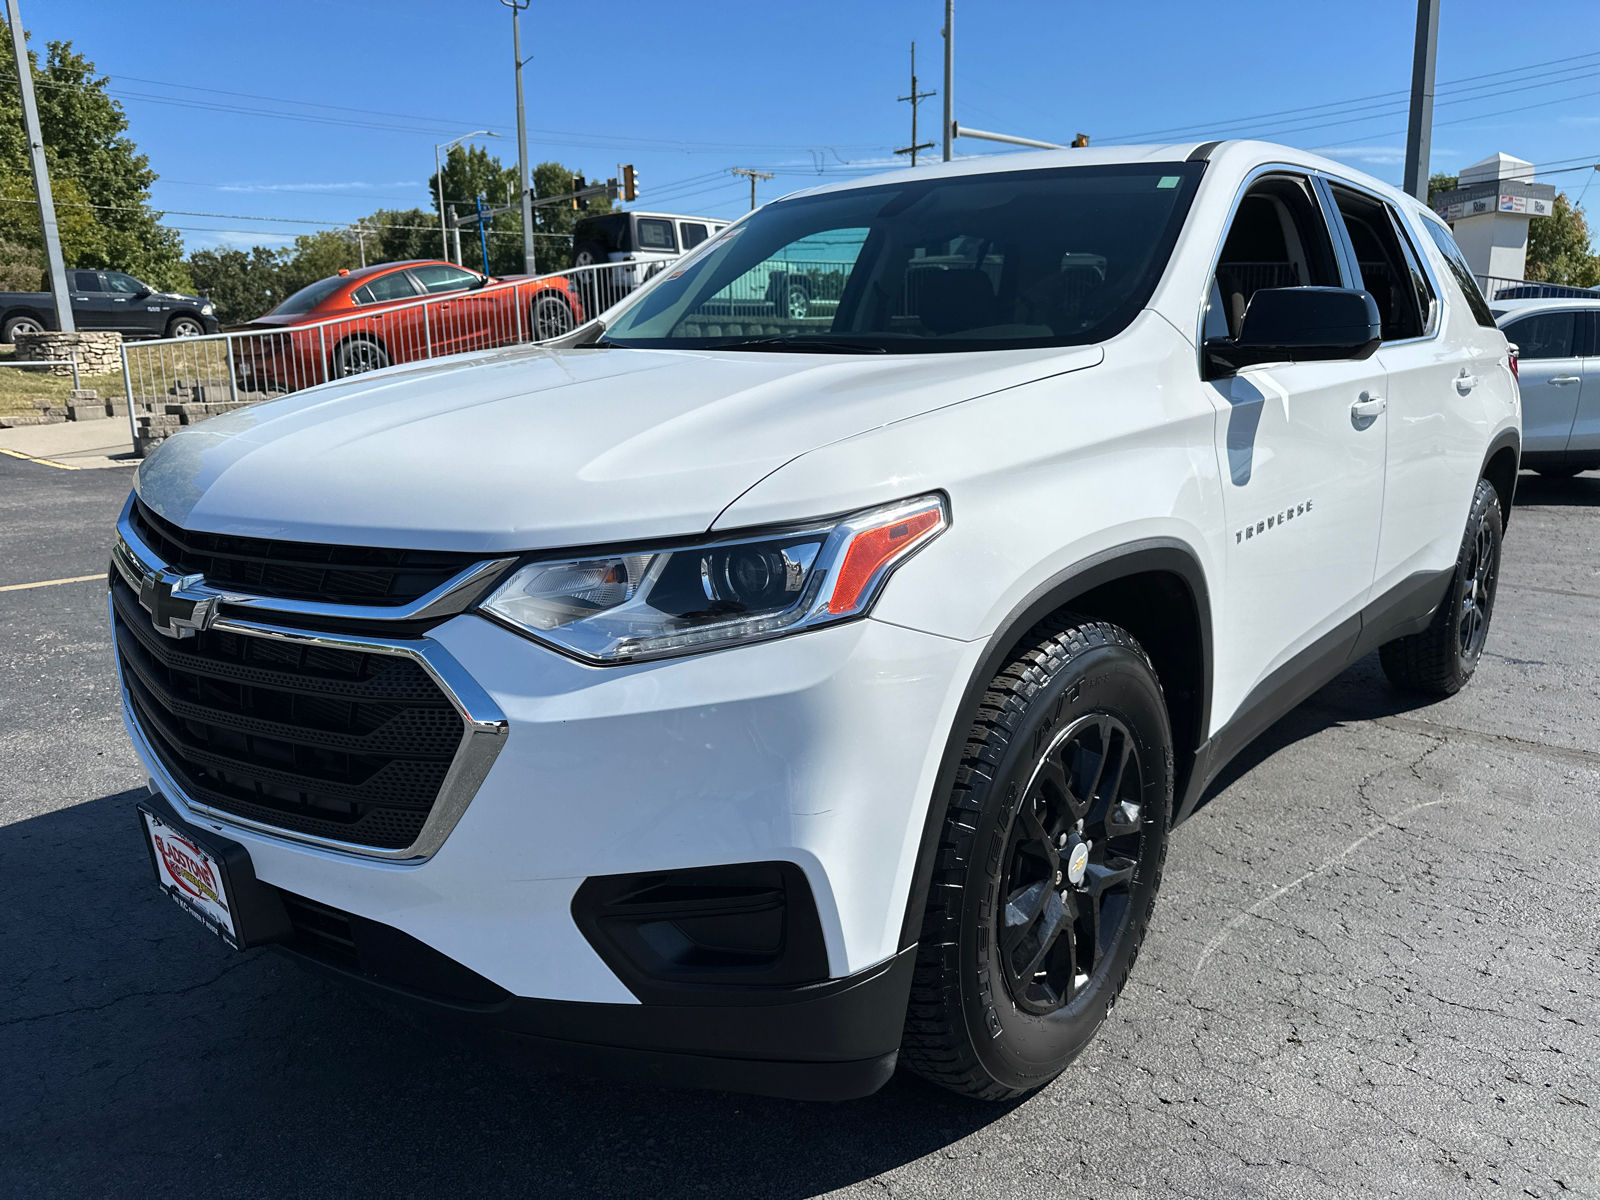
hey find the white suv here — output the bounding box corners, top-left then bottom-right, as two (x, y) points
(115, 140), (1519, 1103)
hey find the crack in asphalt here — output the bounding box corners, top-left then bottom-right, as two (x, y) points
(0, 956), (256, 1029)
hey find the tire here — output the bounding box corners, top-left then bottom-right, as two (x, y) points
(530, 292), (575, 341)
(3, 313), (45, 343)
(784, 280), (810, 320)
(573, 242), (609, 269)
(901, 616), (1173, 1101)
(166, 314), (205, 338)
(1379, 477), (1502, 696)
(330, 338), (390, 378)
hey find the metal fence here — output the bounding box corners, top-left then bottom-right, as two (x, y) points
(120, 259), (677, 454)
(1477, 275), (1598, 302)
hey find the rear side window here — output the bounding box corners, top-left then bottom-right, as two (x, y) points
(636, 219), (677, 251)
(72, 271), (102, 292)
(1420, 219), (1498, 328)
(351, 271), (418, 305)
(1329, 186), (1425, 341)
(681, 222), (709, 249)
(1502, 311), (1576, 360)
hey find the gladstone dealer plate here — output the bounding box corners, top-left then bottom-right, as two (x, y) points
(141, 808), (240, 946)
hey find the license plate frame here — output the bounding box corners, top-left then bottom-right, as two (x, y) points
(139, 805), (242, 948)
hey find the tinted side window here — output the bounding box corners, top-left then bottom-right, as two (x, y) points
(104, 272), (146, 295)
(351, 271), (419, 305)
(1329, 186), (1423, 341)
(681, 222), (709, 249)
(1421, 219), (1498, 328)
(409, 264), (480, 294)
(72, 271), (103, 292)
(1209, 175), (1341, 339)
(636, 218), (677, 251)
(1503, 311), (1575, 360)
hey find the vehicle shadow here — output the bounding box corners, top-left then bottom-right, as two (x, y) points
(1187, 650), (1437, 819)
(0, 788), (1010, 1200)
(1514, 469), (1600, 507)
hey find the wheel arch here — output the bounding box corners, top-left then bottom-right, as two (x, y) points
(1, 306), (49, 336)
(1481, 427), (1520, 530)
(897, 537), (1213, 951)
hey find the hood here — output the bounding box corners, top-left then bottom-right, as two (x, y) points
(135, 341), (1101, 553)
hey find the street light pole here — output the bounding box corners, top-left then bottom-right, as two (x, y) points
(503, 0), (535, 275)
(434, 130), (497, 263)
(4, 0), (72, 333)
(1403, 0), (1441, 203)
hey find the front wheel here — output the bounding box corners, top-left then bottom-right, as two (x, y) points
(1380, 476), (1502, 696)
(330, 338), (390, 378)
(166, 314), (205, 338)
(901, 616), (1173, 1101)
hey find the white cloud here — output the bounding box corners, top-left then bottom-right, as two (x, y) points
(192, 229), (298, 250)
(215, 181), (420, 193)
(1314, 145), (1409, 166)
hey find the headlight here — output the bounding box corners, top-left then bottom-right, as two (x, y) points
(201, 303), (214, 315)
(481, 494), (947, 663)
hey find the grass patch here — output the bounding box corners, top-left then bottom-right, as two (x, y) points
(0, 343), (125, 419)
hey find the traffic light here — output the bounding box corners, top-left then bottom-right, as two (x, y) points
(571, 175), (587, 210)
(1071, 133), (1090, 148)
(622, 164), (638, 203)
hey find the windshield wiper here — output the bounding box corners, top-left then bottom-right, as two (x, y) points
(711, 336), (887, 354)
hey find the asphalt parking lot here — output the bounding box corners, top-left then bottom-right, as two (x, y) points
(2, 452), (1596, 1200)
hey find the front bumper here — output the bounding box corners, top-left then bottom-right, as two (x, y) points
(119, 602), (979, 1095)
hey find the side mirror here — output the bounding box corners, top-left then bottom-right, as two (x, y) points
(1203, 287), (1381, 379)
(132, 287), (152, 300)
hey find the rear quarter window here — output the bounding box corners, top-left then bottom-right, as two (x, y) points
(1420, 218), (1498, 329)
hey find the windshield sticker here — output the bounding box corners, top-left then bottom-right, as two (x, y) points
(1157, 176), (1181, 189)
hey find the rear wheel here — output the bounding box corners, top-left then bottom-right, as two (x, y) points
(3, 313), (44, 343)
(331, 337), (390, 378)
(572, 243), (609, 269)
(530, 292), (575, 341)
(1380, 476), (1502, 696)
(901, 616), (1172, 1100)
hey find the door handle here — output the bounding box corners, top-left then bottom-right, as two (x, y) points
(1350, 392), (1386, 428)
(1550, 374), (1581, 385)
(1455, 370), (1478, 393)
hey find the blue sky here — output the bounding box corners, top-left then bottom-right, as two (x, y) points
(27, 0), (1600, 255)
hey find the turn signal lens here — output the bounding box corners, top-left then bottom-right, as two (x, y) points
(828, 505), (945, 615)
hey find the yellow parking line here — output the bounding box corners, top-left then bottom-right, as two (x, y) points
(0, 573), (105, 593)
(0, 446), (84, 470)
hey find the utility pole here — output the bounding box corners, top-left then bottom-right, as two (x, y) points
(941, 0), (954, 162)
(1403, 0), (1441, 202)
(732, 168), (774, 211)
(5, 0), (71, 332)
(503, 0), (535, 275)
(895, 42), (936, 166)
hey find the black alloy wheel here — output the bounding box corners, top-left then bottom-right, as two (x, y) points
(1380, 476), (1503, 696)
(331, 337), (391, 378)
(998, 714), (1146, 1016)
(902, 616), (1172, 1101)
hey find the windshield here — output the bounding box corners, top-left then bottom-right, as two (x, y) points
(270, 276), (346, 316)
(602, 162), (1204, 353)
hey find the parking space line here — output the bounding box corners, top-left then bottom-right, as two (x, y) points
(0, 446), (85, 471)
(0, 573), (106, 593)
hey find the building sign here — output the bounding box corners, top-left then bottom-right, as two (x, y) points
(1435, 194), (1553, 221)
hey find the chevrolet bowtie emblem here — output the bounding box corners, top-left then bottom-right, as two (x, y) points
(139, 569), (219, 639)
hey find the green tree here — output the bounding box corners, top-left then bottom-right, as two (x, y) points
(186, 246), (287, 324)
(0, 23), (188, 289)
(530, 160), (614, 273)
(1525, 193), (1600, 288)
(1427, 173), (1458, 206)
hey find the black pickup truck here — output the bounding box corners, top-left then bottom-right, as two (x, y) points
(0, 269), (218, 343)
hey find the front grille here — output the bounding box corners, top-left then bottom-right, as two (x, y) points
(130, 498), (483, 607)
(113, 578), (463, 850)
